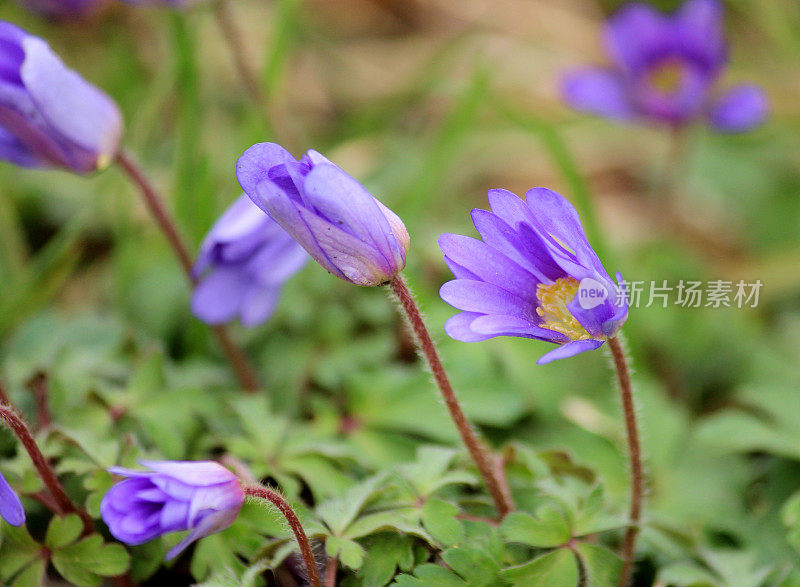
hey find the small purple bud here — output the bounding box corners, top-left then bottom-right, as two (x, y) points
(0, 21), (123, 173)
(236, 142), (410, 287)
(192, 195), (308, 327)
(0, 471), (25, 527)
(100, 461), (245, 560)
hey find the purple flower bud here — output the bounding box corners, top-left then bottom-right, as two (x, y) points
(561, 0), (767, 132)
(192, 194), (308, 327)
(15, 0), (105, 19)
(439, 188), (628, 365)
(237, 142), (410, 287)
(0, 21), (123, 173)
(100, 461), (244, 560)
(0, 471), (25, 527)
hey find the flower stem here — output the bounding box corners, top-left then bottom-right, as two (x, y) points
(115, 150), (260, 393)
(608, 335), (643, 587)
(389, 275), (513, 518)
(0, 401), (94, 534)
(244, 485), (320, 587)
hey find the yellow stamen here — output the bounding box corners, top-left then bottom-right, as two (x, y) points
(647, 60), (685, 94)
(536, 277), (592, 341)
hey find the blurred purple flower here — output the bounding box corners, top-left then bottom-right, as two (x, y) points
(101, 460), (244, 560)
(0, 21), (123, 173)
(192, 194), (308, 327)
(0, 472), (25, 527)
(439, 188), (628, 365)
(561, 0), (767, 132)
(15, 0), (105, 19)
(237, 142), (410, 287)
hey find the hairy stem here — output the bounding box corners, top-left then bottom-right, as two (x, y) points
(0, 402), (94, 534)
(244, 485), (320, 587)
(608, 335), (643, 587)
(115, 150), (260, 393)
(389, 275), (513, 518)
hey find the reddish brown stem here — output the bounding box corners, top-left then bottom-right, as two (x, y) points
(244, 486), (320, 587)
(324, 556), (338, 587)
(608, 336), (643, 587)
(115, 150), (260, 393)
(26, 371), (52, 430)
(389, 275), (513, 518)
(0, 403), (94, 534)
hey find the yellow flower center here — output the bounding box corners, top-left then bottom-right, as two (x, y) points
(647, 60), (686, 94)
(536, 277), (592, 341)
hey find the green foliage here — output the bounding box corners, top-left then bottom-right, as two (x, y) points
(0, 0), (799, 584)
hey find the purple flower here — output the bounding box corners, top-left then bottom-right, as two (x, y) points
(15, 0), (105, 19)
(192, 194), (308, 327)
(0, 471), (25, 527)
(561, 0), (767, 132)
(101, 461), (245, 560)
(237, 142), (410, 287)
(0, 21), (122, 173)
(439, 188), (628, 365)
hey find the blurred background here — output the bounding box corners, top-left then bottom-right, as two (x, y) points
(0, 0), (799, 583)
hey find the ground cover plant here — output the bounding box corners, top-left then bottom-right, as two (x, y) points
(0, 0), (797, 585)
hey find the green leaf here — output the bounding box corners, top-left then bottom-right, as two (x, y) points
(421, 499), (463, 546)
(0, 524), (42, 581)
(45, 514), (83, 549)
(442, 546), (503, 585)
(394, 563), (467, 586)
(574, 543), (622, 586)
(358, 533), (415, 587)
(9, 559), (46, 587)
(51, 535), (130, 587)
(501, 507), (571, 548)
(501, 549), (579, 586)
(317, 474), (386, 536)
(326, 535), (366, 570)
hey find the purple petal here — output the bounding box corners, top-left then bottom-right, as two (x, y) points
(708, 84), (768, 133)
(443, 312), (493, 343)
(438, 233), (540, 298)
(138, 461), (238, 487)
(439, 279), (537, 320)
(239, 285), (280, 327)
(236, 142), (297, 200)
(21, 37), (122, 171)
(673, 0), (726, 73)
(0, 472), (24, 526)
(604, 3), (672, 74)
(470, 314), (568, 344)
(165, 506), (240, 561)
(561, 68), (633, 120)
(252, 179), (348, 281)
(191, 267), (250, 325)
(536, 339), (604, 365)
(303, 163), (405, 273)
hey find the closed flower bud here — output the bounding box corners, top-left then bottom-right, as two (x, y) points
(0, 21), (123, 173)
(237, 142), (409, 287)
(100, 461), (244, 560)
(192, 195), (308, 327)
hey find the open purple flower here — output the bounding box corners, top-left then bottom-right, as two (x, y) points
(0, 471), (25, 527)
(237, 142), (409, 287)
(561, 0), (767, 132)
(0, 22), (122, 173)
(439, 188), (628, 365)
(15, 0), (105, 19)
(101, 461), (244, 560)
(192, 194), (308, 327)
